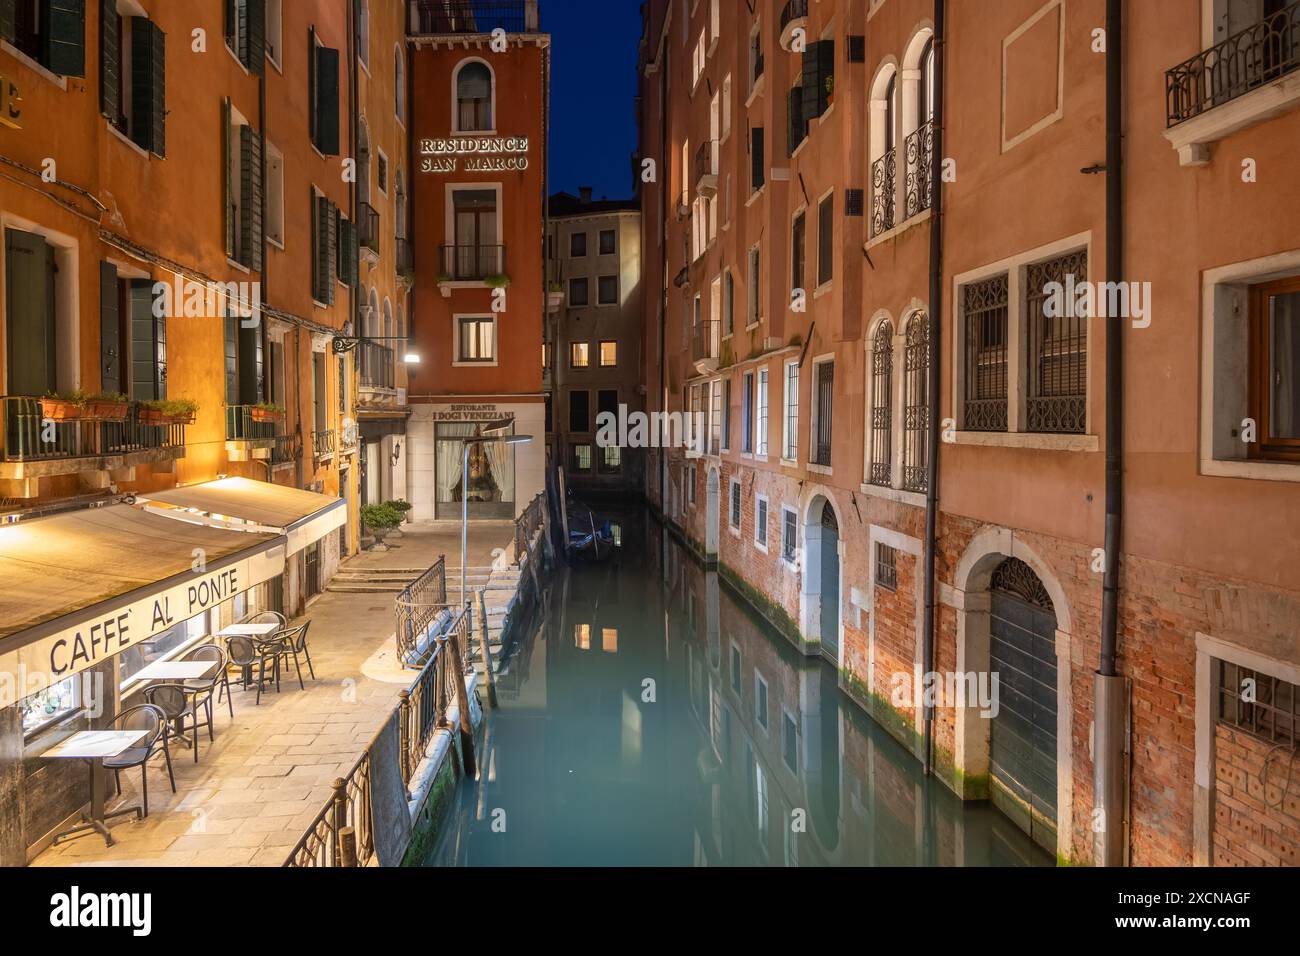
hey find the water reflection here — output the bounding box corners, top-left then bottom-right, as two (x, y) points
(426, 509), (1051, 867)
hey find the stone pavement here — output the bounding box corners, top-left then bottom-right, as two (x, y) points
(31, 521), (514, 868)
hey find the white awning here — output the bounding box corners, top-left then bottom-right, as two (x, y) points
(0, 505), (284, 706)
(135, 477), (347, 556)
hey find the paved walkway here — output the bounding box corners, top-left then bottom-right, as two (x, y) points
(32, 522), (513, 868)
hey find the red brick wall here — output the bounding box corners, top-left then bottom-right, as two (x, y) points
(1213, 724), (1300, 867)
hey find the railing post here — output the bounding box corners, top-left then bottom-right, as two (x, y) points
(330, 777), (348, 867)
(397, 689), (411, 783)
(447, 618), (478, 778)
(339, 827), (359, 867)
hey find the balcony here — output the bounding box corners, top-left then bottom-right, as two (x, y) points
(359, 340), (396, 391)
(695, 140), (719, 197)
(903, 119), (935, 219)
(1164, 2), (1300, 164)
(396, 237), (415, 284)
(440, 243), (506, 282)
(872, 148), (897, 236)
(225, 405), (297, 469)
(313, 429), (336, 460)
(358, 201), (380, 259)
(692, 319), (721, 374)
(779, 0), (809, 53)
(409, 0), (540, 36)
(0, 397), (186, 499)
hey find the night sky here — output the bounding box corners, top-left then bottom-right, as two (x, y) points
(545, 0), (643, 202)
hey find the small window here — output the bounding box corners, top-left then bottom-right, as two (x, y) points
(599, 229), (616, 255)
(730, 643), (742, 694)
(377, 151), (389, 195)
(688, 464), (698, 505)
(265, 142), (285, 247)
(601, 445), (622, 473)
(394, 44), (405, 120)
(817, 193), (834, 287)
(755, 674), (769, 730)
(754, 496), (768, 548)
(723, 269), (735, 336)
(598, 275), (619, 305)
(782, 713), (798, 772)
(570, 277), (590, 307)
(781, 508), (797, 563)
(266, 0), (284, 67)
(747, 246), (762, 326)
(741, 371), (755, 453)
(570, 231), (588, 257)
(356, 0), (370, 69)
(571, 444), (593, 471)
(455, 59), (493, 132)
(756, 369), (769, 457)
(1250, 277), (1300, 461)
(570, 342), (590, 368)
(876, 542), (898, 591)
(791, 212), (806, 294)
(599, 341), (618, 367)
(729, 478), (741, 529)
(456, 316), (495, 363)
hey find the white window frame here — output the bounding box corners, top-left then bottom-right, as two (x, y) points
(782, 359), (799, 463)
(781, 505), (798, 567)
(754, 672), (770, 733)
(756, 368), (769, 458)
(754, 493), (769, 552)
(265, 140), (285, 249)
(729, 477), (742, 533)
(747, 244), (762, 329)
(453, 314), (497, 367)
(265, 0), (284, 71)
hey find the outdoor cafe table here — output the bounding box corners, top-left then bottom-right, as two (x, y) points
(42, 730), (147, 847)
(218, 623), (284, 688)
(131, 660), (215, 682)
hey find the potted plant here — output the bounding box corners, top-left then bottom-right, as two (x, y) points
(40, 390), (85, 421)
(250, 402), (285, 424)
(361, 502), (403, 548)
(546, 281), (565, 314)
(389, 499), (414, 525)
(84, 391), (129, 421)
(485, 274), (512, 290)
(139, 400), (169, 426)
(165, 398), (199, 425)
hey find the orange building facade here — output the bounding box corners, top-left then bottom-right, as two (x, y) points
(639, 0), (1300, 866)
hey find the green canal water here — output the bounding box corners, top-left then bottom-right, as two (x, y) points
(425, 508), (1051, 867)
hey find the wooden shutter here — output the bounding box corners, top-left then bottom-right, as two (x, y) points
(801, 42), (820, 121)
(239, 123), (263, 271)
(337, 215), (357, 287)
(307, 27), (317, 144)
(236, 0), (247, 63)
(314, 194), (337, 304)
(99, 261), (120, 394)
(238, 317), (261, 404)
(786, 87), (803, 157)
(751, 127), (764, 191)
(325, 199), (338, 306)
(0, 0), (15, 44)
(130, 280), (162, 400)
(314, 45), (340, 155)
(4, 229), (55, 396)
(131, 17), (165, 156)
(222, 99), (233, 258)
(223, 313), (239, 406)
(99, 0), (118, 119)
(245, 0), (264, 76)
(224, 0), (236, 45)
(44, 0), (86, 78)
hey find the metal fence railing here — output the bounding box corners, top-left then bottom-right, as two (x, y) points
(409, 0), (541, 35)
(396, 556), (449, 666)
(2, 397), (185, 462)
(513, 492), (546, 567)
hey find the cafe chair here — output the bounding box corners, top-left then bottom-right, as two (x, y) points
(144, 684), (213, 764)
(181, 643), (234, 720)
(225, 635), (284, 705)
(103, 704), (175, 818)
(274, 622), (317, 691)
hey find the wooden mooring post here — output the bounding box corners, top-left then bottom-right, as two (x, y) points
(475, 589), (498, 709)
(446, 620), (478, 779)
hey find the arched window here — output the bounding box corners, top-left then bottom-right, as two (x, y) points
(394, 45), (405, 121)
(869, 65), (900, 236)
(919, 38), (936, 128)
(367, 288), (380, 338)
(395, 171), (407, 240)
(455, 60), (494, 132)
(357, 118), (371, 207)
(903, 312), (930, 493)
(902, 31), (937, 219)
(868, 320), (894, 487)
(383, 298), (393, 341)
(884, 73), (898, 153)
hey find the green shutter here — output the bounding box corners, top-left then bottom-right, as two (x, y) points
(307, 27), (317, 144)
(224, 0), (235, 45)
(236, 0), (248, 64)
(325, 199), (338, 306)
(44, 0), (86, 78)
(239, 123), (263, 271)
(245, 0), (264, 76)
(751, 127), (764, 191)
(223, 98), (233, 259)
(99, 261), (120, 394)
(223, 313), (239, 406)
(131, 18), (165, 156)
(99, 0), (118, 120)
(130, 280), (160, 400)
(0, 0), (15, 44)
(314, 45), (340, 155)
(4, 229), (56, 396)
(337, 216), (357, 287)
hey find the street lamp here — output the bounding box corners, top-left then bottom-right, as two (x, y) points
(331, 334), (422, 364)
(458, 420), (533, 609)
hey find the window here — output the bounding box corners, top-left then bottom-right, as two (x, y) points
(755, 674), (769, 730)
(570, 231), (587, 257)
(710, 380), (722, 455)
(688, 464), (698, 505)
(788, 82), (808, 155)
(7, 0), (87, 76)
(455, 59), (493, 131)
(598, 388), (618, 424)
(870, 67), (899, 236)
(598, 275), (619, 305)
(791, 212), (806, 294)
(811, 361), (833, 466)
(356, 0), (369, 69)
(729, 478), (741, 529)
(572, 444), (592, 471)
(395, 46), (406, 120)
(265, 142), (285, 247)
(783, 361), (799, 461)
(756, 368), (769, 457)
(1025, 250), (1088, 434)
(722, 378), (732, 450)
(747, 246), (762, 326)
(226, 0), (265, 71)
(962, 274), (1010, 431)
(868, 321), (893, 486)
(309, 29), (340, 155)
(782, 713), (798, 772)
(569, 390), (590, 432)
(692, 27), (706, 88)
(601, 444), (622, 473)
(310, 187), (338, 304)
(456, 316), (495, 363)
(781, 508), (797, 563)
(599, 229), (616, 255)
(723, 269), (735, 335)
(1217, 661), (1299, 748)
(599, 341), (618, 367)
(570, 342), (590, 368)
(721, 74), (732, 139)
(903, 313), (931, 492)
(817, 193), (834, 287)
(730, 643), (742, 693)
(377, 150), (388, 195)
(335, 209), (357, 286)
(1250, 276), (1300, 461)
(876, 542), (898, 591)
(754, 495), (769, 549)
(741, 372), (754, 453)
(570, 277), (590, 306)
(750, 126), (765, 192)
(748, 23), (763, 91)
(100, 5), (165, 156)
(20, 674), (81, 739)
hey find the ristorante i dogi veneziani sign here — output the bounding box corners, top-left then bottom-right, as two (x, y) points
(419, 136), (530, 173)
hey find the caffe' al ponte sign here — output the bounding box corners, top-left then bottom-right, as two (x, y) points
(419, 136), (530, 173)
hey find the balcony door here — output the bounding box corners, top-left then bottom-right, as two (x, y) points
(5, 229), (56, 397)
(452, 189), (498, 280)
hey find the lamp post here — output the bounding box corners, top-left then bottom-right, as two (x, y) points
(459, 422), (533, 610)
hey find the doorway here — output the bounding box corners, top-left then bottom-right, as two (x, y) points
(705, 467), (720, 563)
(818, 502), (840, 664)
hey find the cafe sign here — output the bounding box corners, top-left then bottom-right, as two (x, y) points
(419, 136), (530, 173)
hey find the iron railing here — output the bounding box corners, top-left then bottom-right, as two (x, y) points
(813, 361), (834, 467)
(313, 429), (336, 458)
(225, 405), (279, 442)
(409, 0), (540, 35)
(872, 149), (897, 236)
(868, 321), (893, 487)
(904, 119), (934, 219)
(440, 243), (505, 282)
(1, 397), (185, 462)
(1166, 1), (1300, 125)
(396, 556), (449, 666)
(358, 201), (380, 256)
(396, 237), (415, 278)
(1025, 251), (1088, 434)
(902, 314), (931, 493)
(695, 139), (719, 183)
(359, 340), (396, 390)
(692, 319), (721, 364)
(513, 492), (546, 566)
(962, 274), (1010, 432)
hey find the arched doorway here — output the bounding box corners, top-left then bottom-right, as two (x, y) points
(988, 556), (1059, 854)
(801, 493), (843, 666)
(819, 502), (840, 663)
(704, 467), (720, 563)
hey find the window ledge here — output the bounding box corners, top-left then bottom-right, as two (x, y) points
(1164, 70), (1300, 167)
(807, 462), (832, 476)
(226, 258), (252, 274)
(1, 41), (67, 88)
(859, 483), (927, 509)
(780, 457), (798, 469)
(107, 123), (151, 160)
(267, 236), (285, 251)
(746, 185), (766, 208)
(1201, 457), (1300, 484)
(813, 280), (833, 300)
(865, 208), (932, 251)
(949, 431), (1099, 452)
(746, 76), (765, 107)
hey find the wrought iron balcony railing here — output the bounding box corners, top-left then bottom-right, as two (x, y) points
(872, 148), (897, 236)
(1, 397), (185, 463)
(692, 319), (721, 365)
(1166, 1), (1300, 126)
(396, 237), (414, 279)
(903, 119), (935, 219)
(313, 429), (336, 458)
(440, 243), (506, 281)
(358, 201), (380, 256)
(225, 405), (280, 442)
(409, 0), (540, 36)
(271, 433), (302, 466)
(359, 340), (396, 390)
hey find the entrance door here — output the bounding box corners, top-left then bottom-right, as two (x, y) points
(819, 502), (840, 663)
(452, 189), (498, 279)
(5, 229), (56, 396)
(988, 557), (1058, 853)
(304, 542), (321, 599)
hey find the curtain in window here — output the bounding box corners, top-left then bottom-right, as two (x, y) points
(483, 438), (515, 505)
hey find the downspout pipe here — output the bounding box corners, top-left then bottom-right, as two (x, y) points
(658, 46), (669, 509)
(1094, 0), (1129, 867)
(921, 0), (945, 778)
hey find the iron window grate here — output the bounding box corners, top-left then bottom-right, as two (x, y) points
(845, 188), (865, 217)
(848, 35), (866, 63)
(1218, 663), (1299, 750)
(876, 543), (898, 592)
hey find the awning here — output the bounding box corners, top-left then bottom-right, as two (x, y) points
(135, 477), (347, 556)
(0, 505), (284, 706)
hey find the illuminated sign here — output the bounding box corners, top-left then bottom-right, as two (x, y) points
(419, 136), (530, 173)
(0, 74), (21, 129)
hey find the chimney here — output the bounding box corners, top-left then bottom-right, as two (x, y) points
(579, 186), (593, 205)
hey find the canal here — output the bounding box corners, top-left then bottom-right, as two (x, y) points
(425, 508), (1051, 867)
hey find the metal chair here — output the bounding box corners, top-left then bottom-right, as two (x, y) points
(225, 634), (284, 705)
(273, 622), (316, 690)
(181, 643), (234, 719)
(102, 704), (174, 817)
(144, 683), (213, 763)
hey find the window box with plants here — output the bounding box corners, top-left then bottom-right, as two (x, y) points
(140, 398), (199, 426)
(485, 274), (511, 290)
(40, 391), (85, 422)
(251, 403), (286, 424)
(84, 392), (130, 422)
(546, 281), (565, 314)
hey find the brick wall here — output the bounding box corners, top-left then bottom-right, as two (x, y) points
(1213, 724), (1300, 867)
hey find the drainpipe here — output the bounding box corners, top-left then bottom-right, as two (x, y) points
(1094, 0), (1129, 868)
(657, 46), (669, 509)
(921, 0), (945, 778)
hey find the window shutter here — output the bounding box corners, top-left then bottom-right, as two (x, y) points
(307, 27), (317, 144)
(155, 296), (167, 399)
(325, 199), (338, 306)
(337, 216), (357, 287)
(239, 123), (263, 271)
(311, 192), (323, 301)
(314, 45), (340, 155)
(245, 0), (265, 76)
(224, 313), (239, 406)
(818, 40), (835, 115)
(222, 98), (234, 259)
(99, 0), (118, 120)
(99, 261), (120, 394)
(4, 229), (56, 395)
(801, 42), (820, 121)
(44, 0), (86, 78)
(131, 18), (165, 156)
(751, 127), (764, 190)
(130, 280), (161, 400)
(787, 87), (803, 157)
(0, 0), (15, 44)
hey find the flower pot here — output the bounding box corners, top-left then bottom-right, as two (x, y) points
(85, 401), (129, 422)
(139, 408), (168, 426)
(40, 398), (82, 421)
(250, 408), (284, 424)
(170, 410), (197, 425)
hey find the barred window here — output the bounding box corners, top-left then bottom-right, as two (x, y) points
(782, 508), (797, 563)
(729, 478), (741, 529)
(1025, 250), (1088, 434)
(783, 362), (799, 461)
(754, 496), (768, 548)
(962, 274), (1009, 432)
(1218, 662), (1298, 749)
(903, 312), (930, 493)
(875, 542), (898, 591)
(868, 320), (893, 487)
(812, 361), (834, 466)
